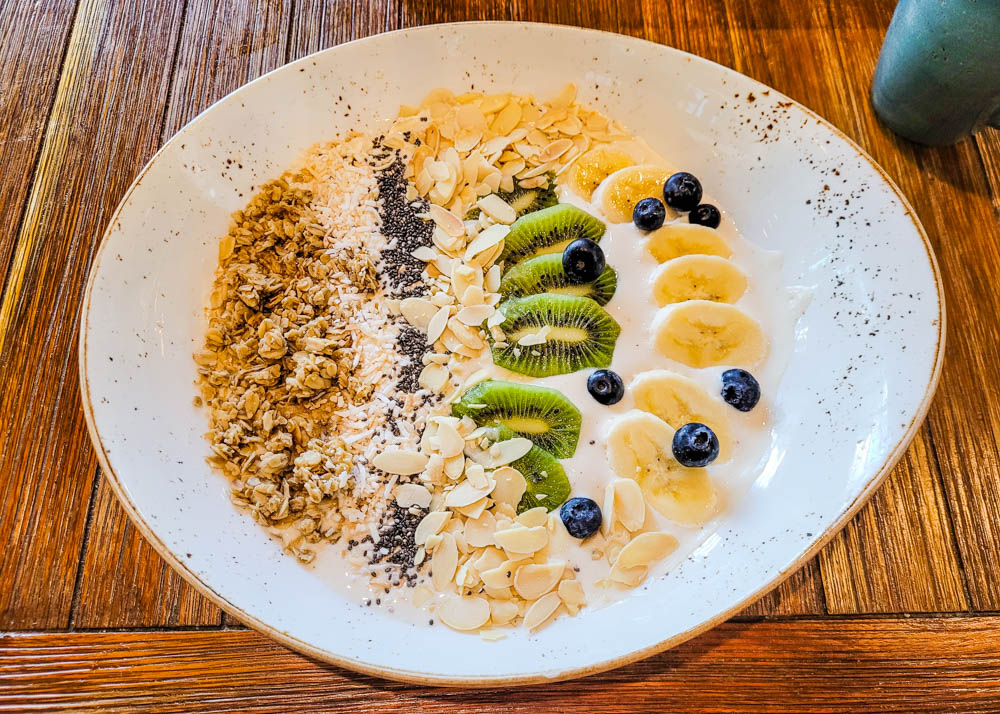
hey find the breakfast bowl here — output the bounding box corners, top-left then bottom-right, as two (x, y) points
(79, 22), (943, 685)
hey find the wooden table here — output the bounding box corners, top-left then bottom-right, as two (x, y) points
(2, 0), (999, 710)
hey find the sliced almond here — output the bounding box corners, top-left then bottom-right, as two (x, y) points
(415, 511), (450, 546)
(481, 563), (515, 589)
(489, 598), (519, 625)
(456, 304), (495, 326)
(454, 496), (488, 519)
(476, 194), (517, 225)
(491, 466), (527, 507)
(400, 297), (437, 330)
(536, 138), (573, 163)
(412, 584), (433, 608)
(426, 304), (451, 344)
(515, 506), (549, 528)
(456, 103), (487, 132)
(418, 363), (450, 394)
(472, 546), (506, 574)
(494, 525), (548, 554)
(608, 561), (647, 587)
(424, 533), (443, 551)
(373, 449), (428, 476)
(439, 595), (490, 631)
(460, 284), (485, 306)
(484, 584), (513, 600)
(601, 482), (616, 537)
(485, 264), (502, 293)
(465, 462), (489, 489)
(465, 510), (498, 547)
(480, 629), (506, 642)
(445, 481), (492, 508)
(615, 532), (678, 570)
(523, 592), (562, 631)
(557, 579), (586, 615)
(513, 561), (565, 601)
(435, 421), (466, 458)
(411, 245), (438, 262)
(452, 263), (482, 302)
(431, 532), (458, 592)
(516, 325), (550, 346)
(429, 203), (465, 238)
(464, 224), (510, 261)
(488, 437), (533, 466)
(493, 102), (522, 136)
(395, 483), (432, 509)
(613, 479), (646, 532)
(444, 453), (465, 480)
(454, 130), (482, 153)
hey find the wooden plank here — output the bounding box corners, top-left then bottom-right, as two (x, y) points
(402, 0), (508, 25)
(976, 130), (1000, 214)
(4, 619), (1000, 711)
(738, 558), (825, 617)
(511, 0), (625, 33)
(824, 0), (1000, 611)
(721, 0), (967, 614)
(73, 0), (292, 629)
(0, 0), (78, 299)
(820, 429), (967, 612)
(288, 0), (353, 59)
(0, 0), (184, 630)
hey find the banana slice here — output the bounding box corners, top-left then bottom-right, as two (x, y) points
(565, 146), (635, 201)
(605, 410), (718, 525)
(596, 165), (674, 223)
(644, 223), (732, 263)
(630, 370), (733, 462)
(650, 254), (747, 306)
(652, 301), (767, 368)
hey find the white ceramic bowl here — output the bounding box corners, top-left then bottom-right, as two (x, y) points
(79, 22), (943, 685)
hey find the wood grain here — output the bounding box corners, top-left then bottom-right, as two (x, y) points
(0, 0), (184, 630)
(73, 0), (293, 631)
(824, 0), (1000, 612)
(4, 618), (1000, 711)
(0, 0), (78, 304)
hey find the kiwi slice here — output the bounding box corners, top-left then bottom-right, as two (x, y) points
(451, 380), (581, 458)
(492, 294), (621, 377)
(499, 254), (618, 306)
(492, 426), (570, 514)
(499, 204), (606, 269)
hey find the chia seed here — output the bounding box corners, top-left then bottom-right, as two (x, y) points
(373, 148), (433, 298)
(364, 501), (428, 586)
(395, 326), (428, 393)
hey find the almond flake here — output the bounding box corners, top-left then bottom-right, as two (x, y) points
(435, 420), (466, 458)
(558, 579), (586, 615)
(400, 297), (437, 330)
(418, 363), (450, 393)
(456, 103), (487, 132)
(516, 325), (550, 346)
(486, 309), (506, 328)
(426, 305), (451, 344)
(411, 246), (438, 261)
(515, 506), (549, 528)
(608, 561), (647, 587)
(485, 264), (502, 293)
(445, 481), (492, 508)
(465, 510), (498, 548)
(439, 595), (490, 631)
(431, 532), (458, 592)
(454, 130), (482, 153)
(415, 511), (451, 546)
(513, 561), (565, 601)
(488, 437), (533, 467)
(455, 497), (488, 519)
(481, 564), (515, 589)
(491, 466), (527, 506)
(613, 478), (646, 532)
(476, 195), (517, 225)
(456, 304), (494, 326)
(601, 482), (616, 536)
(480, 629), (507, 642)
(373, 449), (428, 476)
(460, 284), (485, 306)
(465, 462), (489, 489)
(523, 591), (562, 631)
(395, 483), (432, 509)
(444, 454), (465, 480)
(489, 598), (519, 625)
(492, 102), (522, 136)
(615, 532), (678, 569)
(448, 319), (485, 350)
(494, 525), (548, 554)
(464, 224), (510, 261)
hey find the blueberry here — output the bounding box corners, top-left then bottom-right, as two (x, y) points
(560, 497), (602, 539)
(632, 197), (666, 231)
(721, 369), (761, 411)
(587, 369), (624, 405)
(689, 203), (721, 229)
(672, 423), (719, 467)
(562, 238), (606, 283)
(663, 172), (703, 212)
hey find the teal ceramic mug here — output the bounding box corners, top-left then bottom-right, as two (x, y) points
(872, 0), (1000, 146)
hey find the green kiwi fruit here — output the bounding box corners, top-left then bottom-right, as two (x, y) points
(465, 174), (558, 220)
(492, 426), (570, 514)
(451, 380), (581, 458)
(491, 294), (621, 377)
(498, 254), (618, 306)
(499, 204), (606, 269)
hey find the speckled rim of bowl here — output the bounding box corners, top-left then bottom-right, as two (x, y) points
(78, 21), (945, 687)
